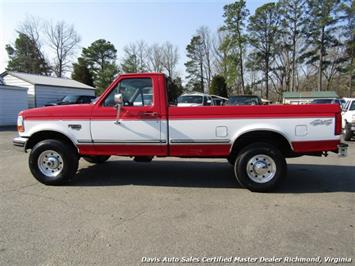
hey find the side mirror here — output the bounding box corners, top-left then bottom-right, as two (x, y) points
(114, 93), (123, 105)
(114, 93), (123, 125)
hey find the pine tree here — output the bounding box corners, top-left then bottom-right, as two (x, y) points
(71, 57), (94, 87)
(248, 3), (281, 99)
(220, 0), (249, 94)
(185, 35), (205, 92)
(6, 33), (50, 75)
(301, 0), (342, 91)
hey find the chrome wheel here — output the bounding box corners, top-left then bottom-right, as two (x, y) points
(246, 154), (276, 183)
(37, 150), (64, 178)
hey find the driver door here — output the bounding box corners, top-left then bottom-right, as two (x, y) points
(90, 77), (165, 156)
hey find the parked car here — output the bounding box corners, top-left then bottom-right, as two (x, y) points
(342, 98), (355, 141)
(45, 95), (96, 106)
(211, 95), (228, 106)
(310, 98), (345, 107)
(177, 93), (213, 106)
(225, 95), (262, 106)
(13, 73), (348, 192)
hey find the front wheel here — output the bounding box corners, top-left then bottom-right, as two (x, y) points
(29, 139), (79, 185)
(234, 143), (287, 192)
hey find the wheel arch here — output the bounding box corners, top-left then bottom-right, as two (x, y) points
(230, 129), (293, 158)
(25, 130), (78, 153)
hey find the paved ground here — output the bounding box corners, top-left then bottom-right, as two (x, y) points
(0, 128), (354, 265)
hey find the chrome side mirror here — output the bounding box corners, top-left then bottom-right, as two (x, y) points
(114, 93), (123, 124)
(114, 93), (123, 105)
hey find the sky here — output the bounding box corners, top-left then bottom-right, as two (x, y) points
(0, 0), (269, 79)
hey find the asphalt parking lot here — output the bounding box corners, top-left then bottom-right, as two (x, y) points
(0, 128), (354, 265)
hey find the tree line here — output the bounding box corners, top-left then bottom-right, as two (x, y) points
(5, 0), (354, 99)
(185, 0), (354, 99)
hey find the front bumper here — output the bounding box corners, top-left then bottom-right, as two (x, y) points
(13, 137), (28, 152)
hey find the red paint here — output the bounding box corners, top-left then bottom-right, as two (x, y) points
(168, 104), (340, 120)
(335, 111), (342, 135)
(78, 144), (166, 156)
(169, 144), (231, 157)
(292, 140), (340, 153)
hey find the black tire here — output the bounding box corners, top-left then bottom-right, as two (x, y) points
(227, 155), (236, 165)
(83, 155), (111, 164)
(234, 142), (287, 192)
(29, 139), (78, 185)
(344, 123), (352, 141)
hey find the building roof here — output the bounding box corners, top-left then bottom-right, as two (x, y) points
(0, 71), (95, 90)
(283, 91), (338, 98)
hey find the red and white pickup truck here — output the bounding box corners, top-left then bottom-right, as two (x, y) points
(13, 73), (348, 191)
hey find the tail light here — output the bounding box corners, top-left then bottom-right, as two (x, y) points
(335, 112), (341, 135)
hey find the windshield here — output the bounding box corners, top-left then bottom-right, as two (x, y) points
(178, 95), (203, 104)
(61, 95), (79, 103)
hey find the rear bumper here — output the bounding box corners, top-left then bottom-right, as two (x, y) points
(13, 137), (28, 152)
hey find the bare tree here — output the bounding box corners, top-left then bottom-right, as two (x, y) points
(45, 21), (80, 77)
(197, 26), (213, 91)
(121, 41), (148, 73)
(17, 16), (42, 47)
(147, 43), (164, 72)
(162, 42), (179, 78)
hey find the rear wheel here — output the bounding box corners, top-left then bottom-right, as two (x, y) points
(29, 139), (78, 185)
(234, 143), (287, 192)
(83, 155), (111, 164)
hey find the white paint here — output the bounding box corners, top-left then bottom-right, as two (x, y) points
(90, 119), (162, 143)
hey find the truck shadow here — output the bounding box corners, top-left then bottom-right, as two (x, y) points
(72, 160), (355, 193)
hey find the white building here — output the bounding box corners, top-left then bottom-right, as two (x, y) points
(0, 71), (96, 108)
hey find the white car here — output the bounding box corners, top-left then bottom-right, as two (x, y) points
(342, 98), (355, 141)
(177, 93), (213, 107)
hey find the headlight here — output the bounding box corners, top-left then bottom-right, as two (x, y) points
(17, 115), (24, 132)
(351, 114), (355, 123)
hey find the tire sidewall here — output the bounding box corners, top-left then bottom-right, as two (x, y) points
(29, 139), (78, 185)
(234, 143), (287, 192)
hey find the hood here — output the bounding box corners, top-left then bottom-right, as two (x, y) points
(20, 104), (94, 120)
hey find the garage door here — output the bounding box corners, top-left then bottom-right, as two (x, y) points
(0, 86), (28, 126)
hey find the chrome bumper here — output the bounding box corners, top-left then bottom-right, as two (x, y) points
(337, 143), (348, 157)
(13, 137), (28, 152)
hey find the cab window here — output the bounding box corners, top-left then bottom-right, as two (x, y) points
(103, 78), (153, 107)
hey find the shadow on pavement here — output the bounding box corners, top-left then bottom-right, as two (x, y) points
(71, 160), (355, 193)
(0, 126), (17, 132)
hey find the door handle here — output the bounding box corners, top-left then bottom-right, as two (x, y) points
(142, 111), (159, 117)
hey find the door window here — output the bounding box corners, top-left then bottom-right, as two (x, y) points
(103, 78), (153, 107)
